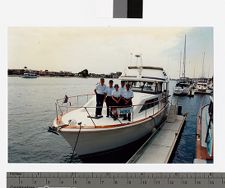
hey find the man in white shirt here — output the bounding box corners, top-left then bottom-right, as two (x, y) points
(105, 80), (114, 117)
(94, 78), (107, 117)
(122, 83), (134, 121)
(111, 84), (121, 120)
(119, 80), (126, 98)
(119, 80), (126, 117)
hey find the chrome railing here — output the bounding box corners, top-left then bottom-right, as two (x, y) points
(55, 93), (169, 127)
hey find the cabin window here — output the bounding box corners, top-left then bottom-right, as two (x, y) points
(139, 98), (159, 113)
(129, 81), (164, 94)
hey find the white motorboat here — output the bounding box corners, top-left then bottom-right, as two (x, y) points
(195, 80), (212, 95)
(22, 72), (38, 78)
(51, 65), (170, 158)
(173, 78), (192, 96)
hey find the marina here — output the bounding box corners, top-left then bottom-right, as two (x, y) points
(7, 27), (213, 163)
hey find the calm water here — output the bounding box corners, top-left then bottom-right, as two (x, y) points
(8, 77), (210, 163)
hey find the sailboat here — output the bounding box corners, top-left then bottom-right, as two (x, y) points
(173, 35), (192, 96)
(195, 52), (212, 95)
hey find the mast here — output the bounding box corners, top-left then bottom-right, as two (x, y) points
(202, 51), (205, 78)
(182, 34), (186, 78)
(179, 51), (182, 78)
(193, 62), (196, 79)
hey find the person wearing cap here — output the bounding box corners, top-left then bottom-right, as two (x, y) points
(122, 83), (133, 121)
(94, 78), (107, 117)
(111, 84), (121, 120)
(105, 80), (114, 117)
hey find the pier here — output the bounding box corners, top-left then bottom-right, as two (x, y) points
(127, 105), (186, 163)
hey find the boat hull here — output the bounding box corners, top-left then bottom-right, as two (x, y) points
(59, 104), (168, 157)
(194, 89), (212, 95)
(173, 89), (189, 96)
(22, 76), (38, 78)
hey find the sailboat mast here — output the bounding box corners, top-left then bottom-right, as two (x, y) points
(202, 51), (205, 78)
(182, 34), (186, 78)
(179, 51), (182, 78)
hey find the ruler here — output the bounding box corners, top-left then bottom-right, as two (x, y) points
(7, 172), (225, 188)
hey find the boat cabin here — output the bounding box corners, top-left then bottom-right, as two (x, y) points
(120, 66), (169, 95)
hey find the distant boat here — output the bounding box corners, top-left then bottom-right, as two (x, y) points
(194, 52), (212, 95)
(174, 77), (192, 96)
(173, 35), (192, 96)
(22, 72), (38, 78)
(194, 96), (213, 163)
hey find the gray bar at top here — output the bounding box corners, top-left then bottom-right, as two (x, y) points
(113, 0), (128, 18)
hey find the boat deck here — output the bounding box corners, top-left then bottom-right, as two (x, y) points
(61, 103), (163, 127)
(127, 114), (186, 163)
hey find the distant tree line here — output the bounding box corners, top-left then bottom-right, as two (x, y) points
(8, 67), (122, 79)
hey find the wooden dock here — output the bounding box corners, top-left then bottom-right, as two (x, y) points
(127, 106), (186, 163)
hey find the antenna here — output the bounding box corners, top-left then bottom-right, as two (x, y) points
(135, 54), (142, 66)
(130, 52), (133, 65)
(193, 62), (196, 79)
(135, 54), (143, 75)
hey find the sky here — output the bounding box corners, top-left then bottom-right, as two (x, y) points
(8, 27), (213, 78)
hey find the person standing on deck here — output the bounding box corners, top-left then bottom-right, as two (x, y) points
(105, 80), (114, 117)
(122, 83), (134, 121)
(119, 80), (126, 117)
(94, 78), (107, 118)
(119, 80), (126, 100)
(111, 84), (121, 120)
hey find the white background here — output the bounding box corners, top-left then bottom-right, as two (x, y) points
(1, 0), (225, 187)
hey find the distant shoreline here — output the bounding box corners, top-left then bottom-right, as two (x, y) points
(8, 75), (105, 79)
(8, 68), (122, 79)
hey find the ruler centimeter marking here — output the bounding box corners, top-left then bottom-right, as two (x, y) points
(7, 172), (225, 188)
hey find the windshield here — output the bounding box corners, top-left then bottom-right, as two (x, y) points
(127, 81), (164, 94)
